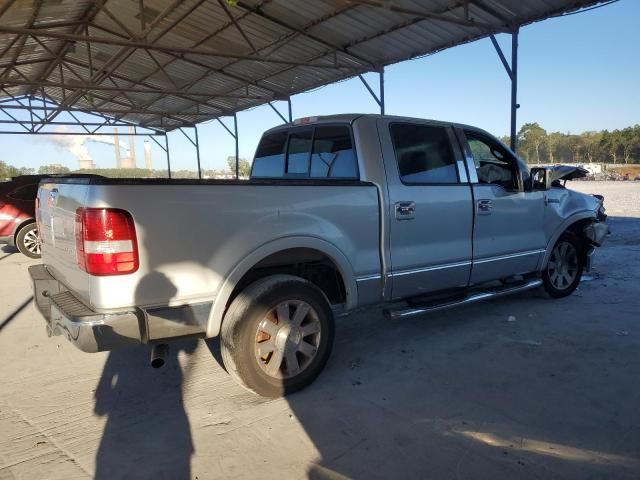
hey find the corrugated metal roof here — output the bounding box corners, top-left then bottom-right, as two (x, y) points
(0, 0), (606, 132)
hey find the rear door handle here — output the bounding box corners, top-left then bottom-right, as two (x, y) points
(395, 201), (416, 220)
(477, 199), (493, 214)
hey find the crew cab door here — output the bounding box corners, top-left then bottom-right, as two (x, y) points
(456, 128), (546, 284)
(378, 119), (473, 300)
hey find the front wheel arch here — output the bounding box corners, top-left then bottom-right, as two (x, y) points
(539, 212), (595, 271)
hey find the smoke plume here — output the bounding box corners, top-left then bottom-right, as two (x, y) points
(43, 126), (126, 165)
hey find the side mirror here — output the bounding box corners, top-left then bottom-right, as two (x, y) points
(530, 167), (552, 191)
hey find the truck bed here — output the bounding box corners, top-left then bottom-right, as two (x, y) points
(37, 178), (381, 318)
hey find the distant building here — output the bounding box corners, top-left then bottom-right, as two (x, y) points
(78, 159), (96, 170)
(578, 164), (602, 175)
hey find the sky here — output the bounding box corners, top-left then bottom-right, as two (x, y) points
(1, 0), (638, 173)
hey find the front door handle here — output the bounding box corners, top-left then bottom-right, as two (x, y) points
(395, 201), (416, 220)
(477, 199), (493, 214)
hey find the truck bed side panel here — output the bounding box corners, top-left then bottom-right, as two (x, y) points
(41, 182), (380, 313)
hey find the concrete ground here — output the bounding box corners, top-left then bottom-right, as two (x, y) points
(1, 181), (639, 480)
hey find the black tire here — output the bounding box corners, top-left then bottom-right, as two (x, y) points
(220, 275), (335, 397)
(16, 223), (41, 259)
(542, 232), (584, 298)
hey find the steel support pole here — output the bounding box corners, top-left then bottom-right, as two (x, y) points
(194, 125), (202, 179)
(287, 97), (292, 122)
(28, 95), (34, 132)
(510, 28), (519, 153)
(165, 134), (172, 179)
(379, 69), (385, 115)
(234, 113), (239, 180)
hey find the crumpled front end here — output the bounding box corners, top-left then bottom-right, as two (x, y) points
(581, 194), (608, 271)
(583, 222), (608, 247)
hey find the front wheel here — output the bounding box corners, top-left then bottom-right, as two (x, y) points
(542, 233), (584, 298)
(16, 223), (41, 259)
(220, 275), (335, 397)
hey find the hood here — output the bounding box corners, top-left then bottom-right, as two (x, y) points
(549, 165), (589, 183)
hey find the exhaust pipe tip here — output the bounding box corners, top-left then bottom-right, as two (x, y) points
(150, 343), (169, 368)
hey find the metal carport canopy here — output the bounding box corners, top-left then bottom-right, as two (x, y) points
(0, 0), (606, 135)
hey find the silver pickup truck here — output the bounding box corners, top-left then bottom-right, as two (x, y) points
(30, 114), (607, 397)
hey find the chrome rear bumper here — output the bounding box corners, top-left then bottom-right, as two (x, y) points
(29, 264), (210, 353)
(29, 264), (141, 352)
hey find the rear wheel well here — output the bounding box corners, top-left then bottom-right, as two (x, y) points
(228, 248), (347, 308)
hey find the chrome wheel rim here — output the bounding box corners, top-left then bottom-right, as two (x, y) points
(254, 300), (321, 379)
(548, 241), (579, 290)
(23, 228), (41, 256)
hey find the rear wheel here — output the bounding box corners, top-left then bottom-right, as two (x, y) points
(542, 232), (583, 298)
(16, 223), (41, 259)
(220, 275), (335, 397)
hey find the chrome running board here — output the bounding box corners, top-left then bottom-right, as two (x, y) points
(385, 279), (542, 320)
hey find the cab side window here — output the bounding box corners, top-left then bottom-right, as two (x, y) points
(390, 123), (459, 184)
(466, 132), (517, 190)
(252, 126), (358, 179)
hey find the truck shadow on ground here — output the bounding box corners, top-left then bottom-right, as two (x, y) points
(93, 261), (199, 478)
(93, 339), (197, 480)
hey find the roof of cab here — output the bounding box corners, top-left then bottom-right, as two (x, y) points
(262, 113), (486, 136)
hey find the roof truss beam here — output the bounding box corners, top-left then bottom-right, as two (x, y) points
(0, 80), (272, 99)
(0, 26), (363, 70)
(344, 0), (510, 32)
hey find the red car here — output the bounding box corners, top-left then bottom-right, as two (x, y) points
(0, 175), (42, 258)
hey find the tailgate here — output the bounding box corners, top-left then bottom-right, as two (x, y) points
(37, 181), (91, 303)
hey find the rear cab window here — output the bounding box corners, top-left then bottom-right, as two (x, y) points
(389, 123), (459, 184)
(251, 125), (358, 179)
(252, 130), (287, 178)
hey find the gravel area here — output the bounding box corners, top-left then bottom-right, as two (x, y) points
(568, 181), (640, 217)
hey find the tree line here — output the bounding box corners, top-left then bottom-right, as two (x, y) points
(504, 123), (640, 165)
(1, 157), (252, 180)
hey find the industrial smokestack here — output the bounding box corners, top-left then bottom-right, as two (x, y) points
(144, 140), (152, 170)
(114, 128), (122, 168)
(128, 126), (137, 168)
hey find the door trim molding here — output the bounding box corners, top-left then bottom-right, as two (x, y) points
(473, 249), (545, 265)
(355, 273), (382, 283)
(389, 260), (472, 278)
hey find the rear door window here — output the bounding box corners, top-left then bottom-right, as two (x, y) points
(311, 126), (358, 178)
(252, 125), (358, 179)
(251, 130), (287, 178)
(390, 123), (459, 184)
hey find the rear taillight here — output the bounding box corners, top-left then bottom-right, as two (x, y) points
(75, 208), (139, 276)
